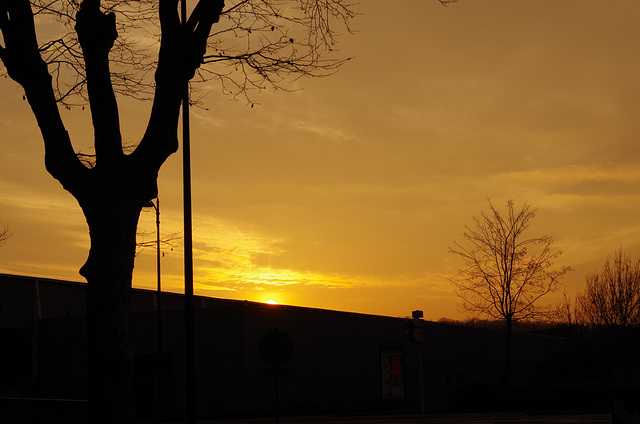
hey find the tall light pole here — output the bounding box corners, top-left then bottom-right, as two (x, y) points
(146, 198), (164, 420)
(410, 310), (426, 414)
(144, 197), (164, 420)
(155, 199), (162, 369)
(180, 1), (197, 423)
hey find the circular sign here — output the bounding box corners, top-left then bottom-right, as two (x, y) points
(259, 331), (293, 367)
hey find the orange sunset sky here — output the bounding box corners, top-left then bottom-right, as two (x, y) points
(2, 0), (640, 320)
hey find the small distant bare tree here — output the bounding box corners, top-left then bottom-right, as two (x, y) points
(576, 248), (640, 380)
(577, 248), (640, 329)
(449, 199), (571, 381)
(554, 289), (579, 327)
(0, 222), (12, 248)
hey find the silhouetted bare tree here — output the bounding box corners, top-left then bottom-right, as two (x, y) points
(0, 1), (360, 422)
(554, 289), (579, 327)
(576, 248), (640, 380)
(449, 199), (571, 381)
(577, 248), (640, 329)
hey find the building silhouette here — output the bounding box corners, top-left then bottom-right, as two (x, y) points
(0, 273), (570, 422)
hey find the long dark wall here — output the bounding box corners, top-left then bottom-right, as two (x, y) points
(1, 273), (572, 420)
(129, 302), (416, 420)
(241, 305), (411, 415)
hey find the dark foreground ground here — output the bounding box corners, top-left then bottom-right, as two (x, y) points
(193, 411), (612, 424)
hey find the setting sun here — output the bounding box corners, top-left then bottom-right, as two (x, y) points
(265, 300), (278, 305)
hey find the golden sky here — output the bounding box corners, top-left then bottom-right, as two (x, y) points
(2, 0), (640, 320)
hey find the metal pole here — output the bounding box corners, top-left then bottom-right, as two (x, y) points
(155, 199), (163, 421)
(418, 341), (424, 413)
(273, 329), (280, 424)
(180, 1), (197, 422)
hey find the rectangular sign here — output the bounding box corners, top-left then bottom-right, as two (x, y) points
(381, 351), (404, 399)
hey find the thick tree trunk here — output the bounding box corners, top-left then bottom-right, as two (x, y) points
(80, 199), (142, 424)
(1, 3), (224, 423)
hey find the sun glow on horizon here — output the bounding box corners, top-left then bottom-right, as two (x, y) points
(265, 300), (278, 304)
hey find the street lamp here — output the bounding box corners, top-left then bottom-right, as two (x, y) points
(144, 198), (164, 420)
(409, 310), (425, 413)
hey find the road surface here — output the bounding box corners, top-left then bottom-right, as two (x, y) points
(200, 412), (611, 424)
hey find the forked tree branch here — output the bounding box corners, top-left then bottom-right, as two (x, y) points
(76, 0), (123, 166)
(0, 0), (88, 192)
(132, 0), (225, 175)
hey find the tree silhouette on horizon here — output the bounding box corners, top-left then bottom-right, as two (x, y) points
(449, 199), (571, 382)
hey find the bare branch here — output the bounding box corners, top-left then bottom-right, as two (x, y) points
(136, 230), (182, 255)
(0, 222), (13, 248)
(2, 0), (361, 106)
